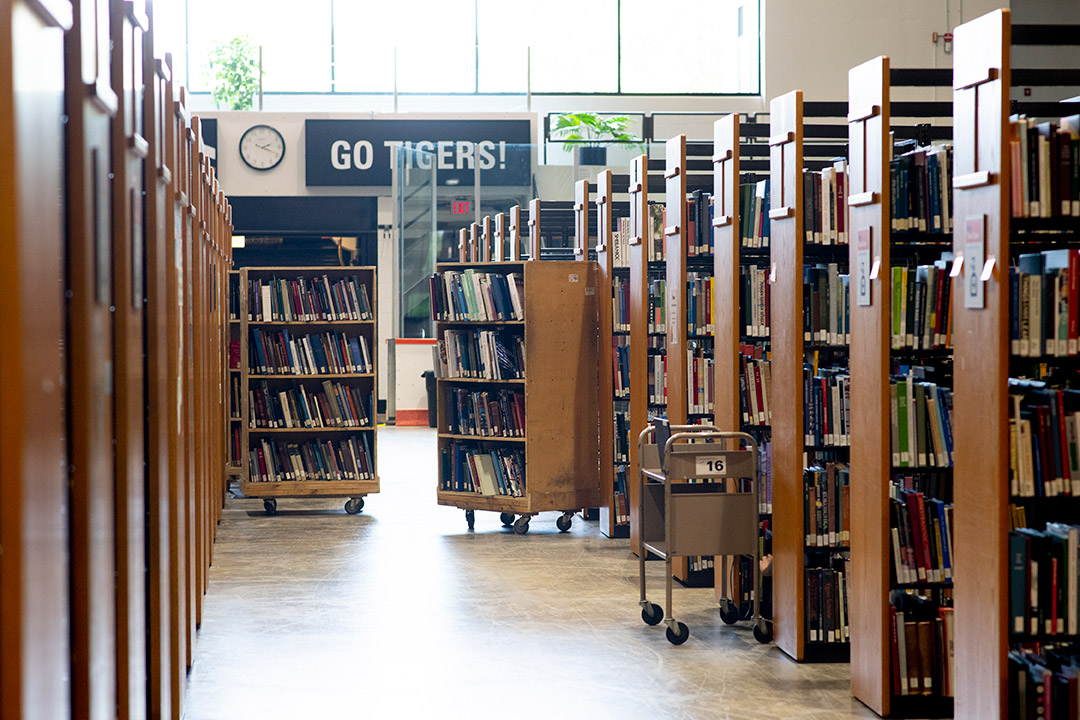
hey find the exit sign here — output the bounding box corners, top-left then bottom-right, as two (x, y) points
(451, 201), (471, 214)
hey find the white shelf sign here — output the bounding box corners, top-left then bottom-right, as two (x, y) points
(964, 215), (985, 309)
(856, 228), (872, 306)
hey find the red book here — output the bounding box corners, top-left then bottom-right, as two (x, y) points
(933, 266), (946, 347)
(914, 492), (935, 581)
(903, 493), (927, 580)
(1057, 390), (1072, 493)
(1051, 556), (1059, 634)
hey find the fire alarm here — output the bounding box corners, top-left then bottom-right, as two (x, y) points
(943, 32), (953, 53)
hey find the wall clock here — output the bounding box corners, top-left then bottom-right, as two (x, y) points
(239, 124), (286, 171)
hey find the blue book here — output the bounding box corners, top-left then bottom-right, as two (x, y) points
(310, 335), (329, 374)
(252, 329), (269, 373)
(348, 336), (364, 373)
(489, 451), (508, 495)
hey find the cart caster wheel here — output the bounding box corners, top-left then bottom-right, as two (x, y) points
(263, 499), (277, 516)
(666, 621), (690, 645)
(641, 602), (664, 626)
(500, 512), (515, 526)
(753, 620), (773, 644)
(344, 497), (364, 514)
(465, 509), (475, 530)
(512, 516), (530, 535)
(718, 600), (740, 625)
(556, 513), (573, 532)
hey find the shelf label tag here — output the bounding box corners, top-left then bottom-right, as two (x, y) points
(856, 228), (872, 306)
(695, 456), (727, 475)
(568, 274), (579, 283)
(964, 215), (986, 309)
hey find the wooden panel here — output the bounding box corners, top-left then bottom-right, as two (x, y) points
(712, 114), (740, 603)
(523, 261), (600, 508)
(627, 155), (648, 555)
(951, 9), (1010, 720)
(847, 54), (891, 717)
(665, 135), (688, 426)
(67, 0), (120, 714)
(110, 2), (147, 716)
(494, 212), (506, 262)
(574, 179), (588, 261)
(469, 222), (479, 263)
(508, 205), (521, 261)
(458, 227), (467, 262)
(182, 88), (197, 671)
(0, 4), (71, 718)
(769, 90), (805, 661)
(528, 198), (540, 260)
(481, 215), (491, 263)
(595, 169), (617, 537)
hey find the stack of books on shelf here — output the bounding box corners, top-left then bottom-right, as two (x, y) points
(446, 387), (525, 438)
(890, 591), (955, 699)
(249, 328), (373, 375)
(686, 273), (714, 335)
(740, 179), (771, 249)
(646, 203), (666, 262)
(805, 560), (850, 644)
(890, 142), (954, 234)
(612, 275), (630, 331)
(613, 337), (630, 399)
(248, 435), (374, 483)
(1011, 250), (1079, 358)
(889, 375), (954, 469)
(610, 217), (632, 269)
(248, 380), (372, 429)
(890, 486), (954, 586)
(740, 265), (771, 337)
(435, 329), (525, 380)
(890, 261), (954, 351)
(739, 347), (771, 427)
(686, 344), (714, 416)
(1009, 522), (1078, 637)
(247, 274), (373, 322)
(1010, 385), (1080, 500)
(803, 263), (850, 346)
(440, 445), (525, 497)
(1007, 647), (1080, 719)
(687, 190), (714, 257)
(648, 354), (668, 407)
(803, 461), (850, 547)
(803, 369), (850, 448)
(647, 278), (667, 333)
(1008, 114), (1080, 219)
(429, 269), (525, 322)
(802, 162), (849, 245)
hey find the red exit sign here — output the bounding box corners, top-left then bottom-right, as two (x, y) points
(451, 200), (471, 215)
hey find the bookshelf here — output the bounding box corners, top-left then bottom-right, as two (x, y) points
(239, 266), (379, 514)
(432, 250), (600, 534)
(228, 269), (244, 478)
(848, 55), (959, 717)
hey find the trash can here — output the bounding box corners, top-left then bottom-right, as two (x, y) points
(421, 370), (437, 427)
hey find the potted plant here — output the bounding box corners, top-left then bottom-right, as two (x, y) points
(550, 112), (643, 166)
(205, 35), (260, 110)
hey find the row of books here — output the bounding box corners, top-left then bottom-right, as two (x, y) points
(614, 405), (630, 465)
(758, 439), (773, 514)
(648, 354), (667, 406)
(804, 263), (850, 346)
(890, 143), (954, 234)
(440, 444), (525, 497)
(891, 261), (954, 351)
(647, 278), (667, 333)
(804, 369), (850, 448)
(803, 461), (850, 547)
(1008, 648), (1080, 720)
(687, 273), (714, 335)
(687, 190), (714, 258)
(612, 275), (630, 331)
(890, 593), (955, 698)
(248, 380), (372, 430)
(739, 179), (771, 249)
(891, 489), (954, 585)
(1009, 114), (1080, 219)
(608, 217), (632, 269)
(890, 376), (954, 468)
(1012, 249), (1079, 358)
(247, 274), (373, 323)
(645, 203), (667, 263)
(247, 434), (375, 483)
(688, 556), (715, 573)
(1010, 522), (1080, 637)
(613, 337), (630, 399)
(436, 329), (525, 380)
(446, 388), (525, 438)
(230, 427), (241, 465)
(892, 472), (954, 505)
(229, 276), (241, 320)
(613, 466), (629, 526)
(1010, 386), (1080, 499)
(230, 375), (242, 417)
(805, 561), (850, 643)
(740, 264), (771, 338)
(249, 328), (373, 376)
(429, 270), (524, 323)
(229, 339), (241, 369)
(686, 347), (714, 416)
(803, 162), (848, 246)
(739, 348), (772, 427)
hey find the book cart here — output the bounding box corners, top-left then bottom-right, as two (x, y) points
(950, 11), (1080, 720)
(238, 266), (379, 515)
(848, 57), (959, 717)
(432, 207), (600, 534)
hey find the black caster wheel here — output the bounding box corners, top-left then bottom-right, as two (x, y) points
(641, 602), (663, 626)
(556, 513), (572, 532)
(344, 497), (364, 514)
(753, 620), (773, 644)
(465, 509), (475, 530)
(263, 499), (277, 516)
(512, 516), (530, 535)
(718, 600), (740, 625)
(666, 621), (690, 645)
(500, 512), (515, 527)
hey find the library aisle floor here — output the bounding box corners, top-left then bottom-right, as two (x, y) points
(185, 427), (880, 720)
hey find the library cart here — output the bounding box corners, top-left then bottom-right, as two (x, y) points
(637, 421), (771, 645)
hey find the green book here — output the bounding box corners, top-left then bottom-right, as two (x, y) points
(896, 380), (910, 467)
(891, 266), (904, 349)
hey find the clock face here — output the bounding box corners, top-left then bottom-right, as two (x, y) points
(239, 124), (286, 171)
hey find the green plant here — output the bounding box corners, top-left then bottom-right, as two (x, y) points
(549, 112), (644, 152)
(205, 35), (260, 111)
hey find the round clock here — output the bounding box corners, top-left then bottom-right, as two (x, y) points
(239, 124), (286, 171)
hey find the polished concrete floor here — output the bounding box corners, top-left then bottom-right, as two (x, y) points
(185, 426), (887, 720)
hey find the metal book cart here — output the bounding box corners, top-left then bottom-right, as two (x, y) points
(637, 420), (772, 645)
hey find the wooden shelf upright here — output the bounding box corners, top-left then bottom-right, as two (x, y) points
(769, 90), (810, 661)
(951, 11), (1010, 720)
(627, 154), (650, 555)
